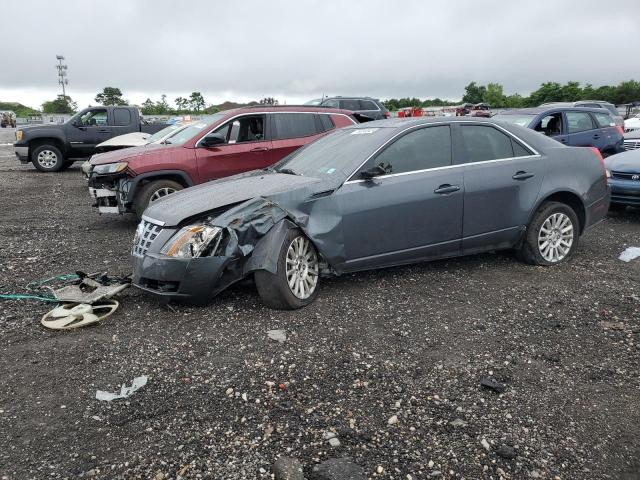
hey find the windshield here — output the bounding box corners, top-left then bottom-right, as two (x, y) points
(163, 113), (227, 145)
(273, 127), (393, 180)
(304, 98), (322, 105)
(492, 114), (535, 127)
(147, 123), (185, 144)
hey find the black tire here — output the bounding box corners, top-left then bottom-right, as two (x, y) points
(133, 179), (184, 219)
(517, 201), (580, 266)
(255, 228), (320, 310)
(31, 144), (65, 172)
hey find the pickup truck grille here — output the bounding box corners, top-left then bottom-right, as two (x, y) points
(624, 139), (640, 150)
(132, 220), (162, 257)
(611, 171), (640, 181)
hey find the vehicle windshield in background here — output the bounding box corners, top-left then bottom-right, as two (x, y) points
(304, 98), (323, 105)
(147, 123), (183, 143)
(274, 127), (389, 179)
(492, 114), (536, 127)
(164, 114), (226, 145)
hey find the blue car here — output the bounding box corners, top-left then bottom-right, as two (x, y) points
(494, 107), (625, 156)
(605, 149), (640, 208)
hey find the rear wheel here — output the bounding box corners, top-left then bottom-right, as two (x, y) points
(517, 202), (579, 266)
(133, 179), (183, 218)
(31, 144), (65, 172)
(255, 228), (320, 310)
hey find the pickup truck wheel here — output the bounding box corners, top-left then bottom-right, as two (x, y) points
(255, 228), (320, 310)
(133, 179), (183, 219)
(517, 202), (579, 266)
(31, 145), (65, 172)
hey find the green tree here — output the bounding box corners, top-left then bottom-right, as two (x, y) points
(189, 91), (205, 112)
(156, 94), (171, 115)
(612, 80), (640, 104)
(462, 82), (486, 104)
(526, 82), (564, 106)
(175, 96), (189, 113)
(483, 83), (506, 107)
(42, 95), (77, 114)
(140, 98), (156, 115)
(95, 87), (127, 106)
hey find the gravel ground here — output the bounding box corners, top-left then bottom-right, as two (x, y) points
(0, 127), (639, 480)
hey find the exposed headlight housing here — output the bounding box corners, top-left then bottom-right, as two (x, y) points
(161, 225), (222, 258)
(15, 130), (23, 141)
(93, 162), (128, 175)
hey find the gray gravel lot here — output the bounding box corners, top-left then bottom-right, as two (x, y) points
(0, 126), (639, 479)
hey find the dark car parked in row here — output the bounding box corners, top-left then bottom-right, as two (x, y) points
(306, 96), (390, 120)
(13, 106), (165, 172)
(605, 148), (640, 209)
(88, 106), (358, 217)
(541, 100), (624, 127)
(131, 118), (610, 309)
(493, 106), (624, 156)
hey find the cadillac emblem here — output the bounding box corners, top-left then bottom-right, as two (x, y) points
(633, 174), (640, 181)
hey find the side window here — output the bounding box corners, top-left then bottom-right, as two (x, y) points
(533, 113), (563, 136)
(593, 112), (614, 128)
(360, 126), (451, 175)
(512, 140), (532, 157)
(317, 114), (335, 132)
(566, 111), (595, 133)
(459, 125), (514, 163)
(113, 108), (132, 126)
(323, 99), (339, 108)
(359, 100), (378, 110)
(340, 99), (361, 111)
(78, 109), (108, 126)
(214, 115), (265, 144)
(273, 113), (318, 140)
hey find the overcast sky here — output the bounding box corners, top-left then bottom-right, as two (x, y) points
(1, 0), (639, 109)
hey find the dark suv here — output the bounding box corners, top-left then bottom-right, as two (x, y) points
(87, 106), (358, 217)
(306, 97), (389, 120)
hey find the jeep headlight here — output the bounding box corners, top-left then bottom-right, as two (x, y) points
(93, 162), (128, 175)
(161, 225), (222, 258)
(16, 130), (23, 141)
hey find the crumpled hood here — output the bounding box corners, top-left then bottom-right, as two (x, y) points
(144, 171), (327, 227)
(90, 143), (174, 165)
(605, 150), (640, 172)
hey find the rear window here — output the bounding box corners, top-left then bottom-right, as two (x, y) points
(113, 108), (132, 126)
(340, 99), (361, 111)
(359, 100), (378, 110)
(566, 111), (595, 133)
(273, 113), (318, 139)
(593, 112), (615, 128)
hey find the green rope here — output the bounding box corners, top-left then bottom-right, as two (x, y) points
(0, 294), (59, 302)
(1, 273), (80, 303)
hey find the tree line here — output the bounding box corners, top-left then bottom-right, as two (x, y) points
(383, 80), (640, 110)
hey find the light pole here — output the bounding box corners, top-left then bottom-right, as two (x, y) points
(56, 55), (68, 99)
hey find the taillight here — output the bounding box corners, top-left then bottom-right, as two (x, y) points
(589, 147), (608, 183)
(383, 111), (390, 119)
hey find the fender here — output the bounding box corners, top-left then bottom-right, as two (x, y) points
(125, 170), (194, 203)
(22, 129), (67, 155)
(526, 187), (587, 235)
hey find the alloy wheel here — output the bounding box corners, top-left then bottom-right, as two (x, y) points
(537, 212), (574, 263)
(37, 150), (58, 169)
(150, 187), (177, 202)
(285, 236), (319, 299)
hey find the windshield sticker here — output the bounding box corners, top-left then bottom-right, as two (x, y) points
(351, 128), (379, 135)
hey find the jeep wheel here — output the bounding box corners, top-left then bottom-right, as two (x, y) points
(31, 145), (65, 172)
(255, 228), (320, 310)
(133, 179), (184, 219)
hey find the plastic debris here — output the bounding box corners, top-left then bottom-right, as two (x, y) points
(267, 329), (287, 342)
(480, 377), (506, 393)
(41, 300), (119, 330)
(53, 276), (129, 304)
(618, 247), (640, 263)
(96, 375), (148, 401)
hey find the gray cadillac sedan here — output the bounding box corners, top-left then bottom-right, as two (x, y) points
(131, 118), (610, 309)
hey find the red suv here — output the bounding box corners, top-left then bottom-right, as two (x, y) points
(88, 106), (358, 217)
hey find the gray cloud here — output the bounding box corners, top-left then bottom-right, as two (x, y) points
(1, 0), (639, 107)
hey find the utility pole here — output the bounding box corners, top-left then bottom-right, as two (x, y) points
(55, 55), (68, 99)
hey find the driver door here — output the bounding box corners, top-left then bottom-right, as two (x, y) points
(67, 108), (111, 157)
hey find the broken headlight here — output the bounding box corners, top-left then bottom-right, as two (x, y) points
(161, 225), (222, 258)
(93, 162), (128, 175)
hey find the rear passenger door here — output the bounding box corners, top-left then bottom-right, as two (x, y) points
(269, 112), (331, 162)
(110, 108), (136, 138)
(565, 111), (600, 148)
(455, 123), (545, 253)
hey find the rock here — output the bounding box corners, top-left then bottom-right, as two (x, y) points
(480, 377), (506, 393)
(311, 457), (366, 480)
(328, 437), (341, 448)
(496, 445), (517, 459)
(450, 418), (466, 427)
(481, 438), (491, 451)
(267, 329), (287, 342)
(428, 460), (434, 468)
(387, 415), (398, 425)
(273, 457), (304, 480)
(376, 466), (384, 474)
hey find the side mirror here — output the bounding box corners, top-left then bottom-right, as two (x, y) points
(200, 133), (226, 147)
(360, 162), (392, 180)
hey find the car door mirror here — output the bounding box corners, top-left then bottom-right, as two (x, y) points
(360, 163), (392, 180)
(200, 133), (226, 147)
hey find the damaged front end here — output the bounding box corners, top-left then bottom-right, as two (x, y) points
(87, 162), (133, 214)
(131, 198), (307, 303)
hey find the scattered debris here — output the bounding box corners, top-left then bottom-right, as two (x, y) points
(387, 414), (399, 425)
(273, 456), (304, 480)
(95, 375), (148, 402)
(480, 377), (506, 394)
(41, 301), (119, 330)
(267, 329), (287, 343)
(311, 457), (366, 480)
(481, 438), (491, 451)
(450, 418), (467, 427)
(496, 444), (517, 459)
(53, 274), (129, 304)
(618, 247), (640, 263)
(323, 431), (341, 447)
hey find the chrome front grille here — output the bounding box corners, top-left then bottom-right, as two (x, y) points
(132, 220), (162, 257)
(624, 140), (640, 150)
(611, 171), (640, 181)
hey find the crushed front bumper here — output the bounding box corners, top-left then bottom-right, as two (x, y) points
(88, 174), (133, 214)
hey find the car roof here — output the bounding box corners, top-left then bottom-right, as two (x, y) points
(497, 106), (612, 115)
(220, 105), (355, 116)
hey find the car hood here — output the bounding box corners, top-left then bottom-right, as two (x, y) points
(144, 170), (328, 227)
(96, 132), (150, 148)
(90, 143), (175, 165)
(605, 149), (640, 172)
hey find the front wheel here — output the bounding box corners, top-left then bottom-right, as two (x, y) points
(31, 144), (65, 172)
(255, 228), (320, 310)
(518, 202), (579, 266)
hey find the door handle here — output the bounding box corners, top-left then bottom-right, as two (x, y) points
(250, 147), (269, 152)
(593, 134), (600, 139)
(434, 184), (460, 194)
(512, 171), (535, 180)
